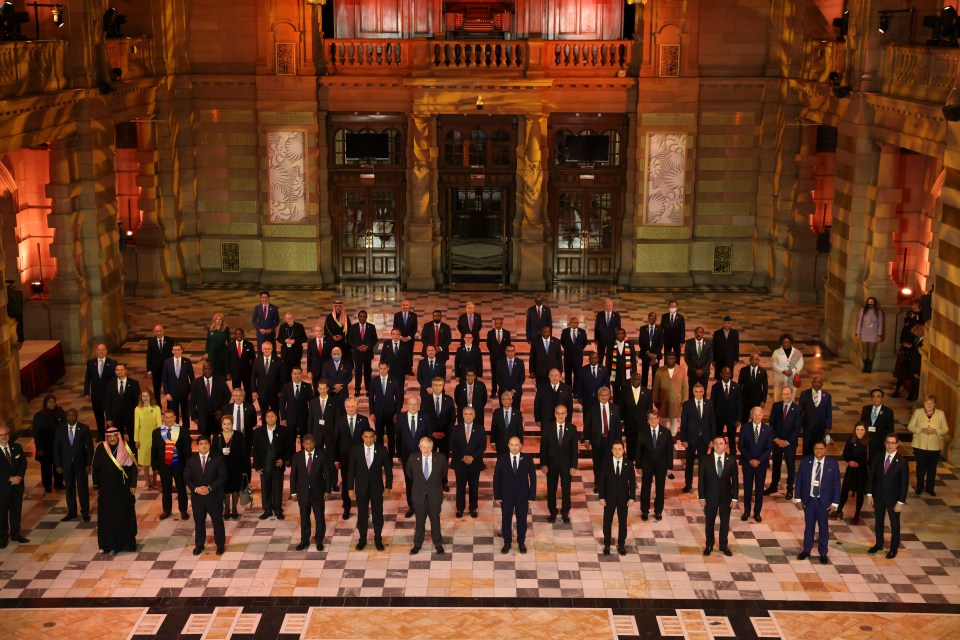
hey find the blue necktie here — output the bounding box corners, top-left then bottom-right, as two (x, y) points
(423, 456), (430, 479)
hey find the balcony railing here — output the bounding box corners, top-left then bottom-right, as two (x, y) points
(106, 36), (156, 81)
(800, 39), (846, 83)
(323, 38), (633, 77)
(0, 40), (67, 99)
(879, 43), (959, 103)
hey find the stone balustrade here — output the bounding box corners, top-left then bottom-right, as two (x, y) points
(0, 40), (67, 100)
(878, 43), (959, 104)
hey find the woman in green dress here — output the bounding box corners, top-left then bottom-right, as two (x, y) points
(205, 312), (230, 377)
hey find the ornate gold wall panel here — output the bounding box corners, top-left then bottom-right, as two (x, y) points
(263, 241), (317, 271)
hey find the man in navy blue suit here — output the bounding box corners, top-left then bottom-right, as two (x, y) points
(493, 436), (536, 554)
(793, 439), (841, 564)
(83, 343), (116, 440)
(450, 407), (486, 518)
(416, 345), (444, 403)
(560, 316), (588, 388)
(593, 299), (621, 369)
(867, 435), (909, 559)
(369, 361), (403, 456)
(392, 300), (418, 360)
(251, 290), (280, 350)
(679, 383), (715, 493)
(710, 367), (742, 451)
(738, 407), (773, 523)
(766, 386), (801, 499)
(396, 396), (430, 518)
(495, 344), (525, 406)
(798, 375), (832, 456)
(162, 344), (195, 424)
(638, 312), (663, 389)
(576, 351), (608, 407)
(525, 295), (552, 343)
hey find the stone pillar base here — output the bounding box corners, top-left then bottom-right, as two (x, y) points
(405, 223), (437, 290)
(516, 223), (547, 291)
(133, 225), (173, 298)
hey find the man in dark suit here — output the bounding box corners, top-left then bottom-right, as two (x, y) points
(495, 344), (525, 406)
(162, 344), (194, 424)
(252, 290), (280, 350)
(712, 316), (740, 380)
(661, 300), (686, 361)
(151, 409), (192, 520)
(251, 342), (283, 423)
(454, 370), (488, 427)
(308, 380), (339, 485)
(306, 325), (331, 383)
(450, 407), (486, 518)
(606, 327), (637, 399)
(494, 436), (536, 554)
(583, 387), (621, 490)
(333, 398), (368, 519)
(576, 352), (609, 407)
(453, 333), (484, 382)
(561, 316), (588, 388)
(766, 385), (801, 499)
(425, 377), (455, 492)
(226, 328), (256, 395)
(798, 375), (833, 456)
(598, 442), (636, 555)
(380, 328), (411, 382)
(146, 324), (174, 408)
(280, 367), (314, 453)
(221, 387), (257, 442)
(859, 388), (895, 460)
(738, 407), (773, 523)
(321, 347), (353, 407)
(416, 345), (445, 403)
(711, 367), (743, 451)
(456, 301), (482, 344)
(0, 425), (29, 547)
(867, 435), (909, 559)
(393, 299), (418, 372)
(638, 312), (663, 389)
(594, 299), (621, 369)
(793, 439), (841, 564)
(699, 435), (739, 556)
(539, 404), (579, 523)
(253, 411), (288, 519)
(486, 317), (511, 397)
(420, 309), (453, 366)
(407, 437), (448, 554)
(397, 396), (430, 518)
(525, 295), (552, 343)
(54, 408), (94, 521)
(183, 435), (227, 556)
(103, 364), (141, 443)
(290, 434), (332, 550)
(83, 343), (116, 439)
(490, 390), (523, 454)
(534, 368), (574, 430)
(680, 384), (716, 493)
(737, 352), (769, 424)
(684, 326), (713, 397)
(530, 325), (563, 388)
(369, 361), (402, 457)
(347, 309), (378, 395)
(348, 428), (393, 551)
(636, 409), (673, 520)
(277, 312), (308, 385)
(189, 361), (230, 439)
(621, 372), (652, 463)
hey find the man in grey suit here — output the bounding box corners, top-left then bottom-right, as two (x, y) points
(406, 437), (448, 555)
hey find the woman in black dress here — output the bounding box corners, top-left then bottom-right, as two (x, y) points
(835, 422), (869, 524)
(213, 414), (250, 519)
(33, 394), (65, 493)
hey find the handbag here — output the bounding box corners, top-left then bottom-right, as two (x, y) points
(238, 473), (254, 507)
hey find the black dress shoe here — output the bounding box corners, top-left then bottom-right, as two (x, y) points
(797, 551), (809, 560)
(375, 541), (385, 551)
(410, 546), (421, 555)
(915, 488), (923, 496)
(517, 543), (527, 554)
(641, 513), (649, 521)
(617, 546), (626, 556)
(603, 545), (610, 555)
(456, 511), (464, 518)
(886, 550), (898, 559)
(82, 514), (91, 522)
(342, 511), (351, 520)
(754, 515), (762, 523)
(216, 546), (225, 556)
(667, 473), (675, 480)
(784, 491), (793, 500)
(501, 543), (511, 554)
(547, 515), (557, 523)
(356, 541), (366, 551)
(316, 542), (324, 551)
(61, 514), (76, 522)
(763, 487), (776, 496)
(296, 541), (309, 551)
(193, 546), (203, 556)
(159, 512), (171, 520)
(681, 485), (692, 493)
(703, 547), (712, 556)
(927, 490), (937, 497)
(470, 510), (478, 518)
(11, 536), (29, 544)
(405, 510), (414, 518)
(655, 513), (663, 521)
(259, 513), (271, 520)
(741, 513), (749, 521)
(277, 513), (285, 520)
(561, 514), (570, 523)
(719, 547), (733, 557)
(819, 555), (828, 565)
(435, 546), (445, 555)
(180, 512), (189, 520)
(867, 544), (882, 554)
(0, 540), (7, 549)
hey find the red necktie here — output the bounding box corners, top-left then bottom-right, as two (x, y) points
(537, 307), (541, 319)
(206, 378), (211, 397)
(360, 324), (365, 340)
(602, 406), (609, 439)
(434, 325), (440, 347)
(468, 316), (473, 330)
(783, 405), (788, 420)
(263, 304), (267, 318)
(307, 452), (313, 474)
(237, 342), (242, 357)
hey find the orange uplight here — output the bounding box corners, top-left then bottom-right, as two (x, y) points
(900, 287), (913, 296)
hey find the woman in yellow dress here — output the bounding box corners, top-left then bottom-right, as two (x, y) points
(134, 389), (162, 489)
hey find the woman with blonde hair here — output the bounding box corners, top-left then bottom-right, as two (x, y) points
(204, 312), (230, 377)
(133, 389), (162, 489)
(907, 394), (949, 496)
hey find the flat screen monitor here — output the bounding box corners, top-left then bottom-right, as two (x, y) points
(345, 132), (391, 161)
(564, 134), (610, 164)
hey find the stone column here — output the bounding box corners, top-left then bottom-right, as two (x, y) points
(132, 119), (173, 298)
(317, 110), (335, 283)
(515, 114), (548, 291)
(405, 113), (438, 290)
(0, 196), (23, 431)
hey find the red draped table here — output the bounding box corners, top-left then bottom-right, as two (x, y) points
(19, 340), (65, 400)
